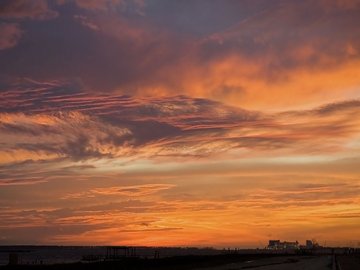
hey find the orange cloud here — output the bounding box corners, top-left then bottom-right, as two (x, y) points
(63, 184), (176, 199)
(1, 1), (359, 111)
(1, 1), (360, 247)
(1, 81), (359, 167)
(2, 181), (359, 246)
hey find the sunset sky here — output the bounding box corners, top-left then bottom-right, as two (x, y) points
(0, 0), (360, 248)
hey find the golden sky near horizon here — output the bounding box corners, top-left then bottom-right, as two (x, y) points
(0, 0), (360, 247)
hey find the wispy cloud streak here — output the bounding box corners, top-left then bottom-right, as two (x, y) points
(0, 80), (359, 169)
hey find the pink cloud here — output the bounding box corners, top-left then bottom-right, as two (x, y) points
(0, 0), (58, 20)
(0, 23), (22, 50)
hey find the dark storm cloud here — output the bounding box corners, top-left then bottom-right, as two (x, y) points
(1, 0), (359, 99)
(200, 0), (360, 71)
(142, 0), (273, 36)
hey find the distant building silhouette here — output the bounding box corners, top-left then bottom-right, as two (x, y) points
(303, 239), (321, 249)
(267, 240), (299, 250)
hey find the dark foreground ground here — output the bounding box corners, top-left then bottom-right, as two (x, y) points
(1, 254), (359, 270)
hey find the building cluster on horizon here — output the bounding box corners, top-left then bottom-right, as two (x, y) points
(267, 239), (320, 250)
